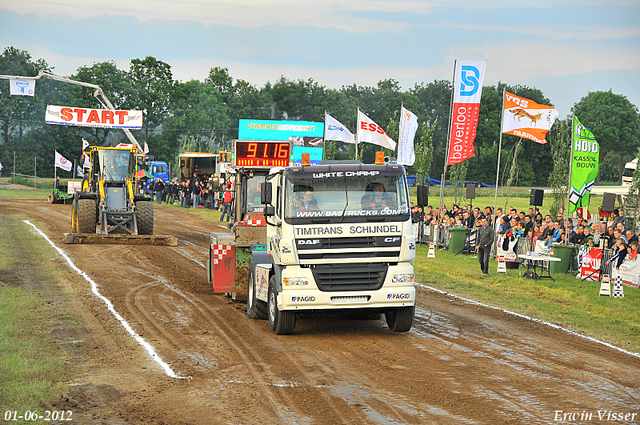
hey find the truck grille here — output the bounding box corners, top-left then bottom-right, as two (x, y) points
(295, 236), (401, 261)
(311, 264), (387, 292)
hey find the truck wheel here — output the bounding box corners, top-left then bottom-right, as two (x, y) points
(136, 201), (154, 235)
(247, 262), (267, 320)
(268, 276), (296, 334)
(385, 306), (415, 332)
(77, 199), (97, 233)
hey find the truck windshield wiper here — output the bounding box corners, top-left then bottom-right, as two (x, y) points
(310, 218), (331, 224)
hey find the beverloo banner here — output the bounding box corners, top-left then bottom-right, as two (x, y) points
(446, 60), (486, 165)
(568, 116), (599, 214)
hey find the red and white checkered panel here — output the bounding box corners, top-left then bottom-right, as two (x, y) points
(211, 244), (236, 293)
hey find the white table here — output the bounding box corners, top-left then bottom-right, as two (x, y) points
(518, 253), (562, 281)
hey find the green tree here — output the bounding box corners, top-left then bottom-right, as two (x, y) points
(167, 79), (228, 151)
(411, 80), (451, 177)
(0, 47), (56, 177)
(547, 117), (572, 216)
(128, 56), (175, 158)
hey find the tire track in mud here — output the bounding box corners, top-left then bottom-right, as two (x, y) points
(91, 241), (304, 422)
(408, 301), (640, 423)
(5, 200), (640, 424)
(159, 283), (357, 424)
(182, 293), (366, 425)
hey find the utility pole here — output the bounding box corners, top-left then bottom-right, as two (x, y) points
(34, 156), (37, 188)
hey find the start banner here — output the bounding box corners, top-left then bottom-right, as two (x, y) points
(46, 105), (143, 129)
(446, 60), (487, 165)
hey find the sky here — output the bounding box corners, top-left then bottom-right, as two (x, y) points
(1, 0), (639, 118)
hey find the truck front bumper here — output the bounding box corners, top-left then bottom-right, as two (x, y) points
(278, 286), (415, 311)
(278, 262), (415, 311)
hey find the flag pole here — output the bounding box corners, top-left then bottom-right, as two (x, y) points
(323, 110), (327, 161)
(493, 87), (506, 228)
(441, 59), (457, 212)
(54, 151), (57, 187)
(566, 113), (575, 238)
(355, 107), (360, 161)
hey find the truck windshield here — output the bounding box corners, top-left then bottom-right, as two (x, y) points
(99, 149), (134, 182)
(283, 173), (410, 224)
(246, 175), (266, 211)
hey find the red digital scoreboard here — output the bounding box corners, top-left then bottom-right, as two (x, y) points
(233, 140), (291, 168)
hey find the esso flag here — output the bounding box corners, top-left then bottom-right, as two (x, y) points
(46, 105), (143, 129)
(357, 109), (396, 150)
(446, 60), (487, 165)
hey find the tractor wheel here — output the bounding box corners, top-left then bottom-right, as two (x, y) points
(136, 201), (154, 235)
(77, 199), (97, 234)
(385, 306), (415, 333)
(247, 261), (267, 320)
(47, 193), (56, 204)
(268, 276), (296, 335)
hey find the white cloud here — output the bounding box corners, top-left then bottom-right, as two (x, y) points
(449, 39), (640, 81)
(5, 0), (422, 32)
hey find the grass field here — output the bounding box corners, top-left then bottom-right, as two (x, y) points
(0, 218), (73, 417)
(414, 245), (639, 353)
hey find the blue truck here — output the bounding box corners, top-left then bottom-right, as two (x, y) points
(142, 159), (171, 194)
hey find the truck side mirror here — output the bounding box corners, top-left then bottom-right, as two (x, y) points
(261, 182), (272, 205)
(265, 205), (275, 217)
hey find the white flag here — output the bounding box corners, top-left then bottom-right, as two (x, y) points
(76, 165), (84, 178)
(82, 138), (89, 151)
(83, 153), (91, 169)
(10, 78), (36, 96)
(356, 109), (396, 150)
(397, 106), (418, 166)
(324, 113), (354, 144)
(55, 151), (72, 172)
(135, 141), (143, 153)
(144, 142), (149, 154)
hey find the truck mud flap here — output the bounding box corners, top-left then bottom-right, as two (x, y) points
(211, 244), (236, 293)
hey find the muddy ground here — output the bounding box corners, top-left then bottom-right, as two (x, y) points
(1, 198), (639, 424)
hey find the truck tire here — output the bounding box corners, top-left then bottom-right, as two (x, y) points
(268, 276), (296, 335)
(247, 261), (267, 320)
(136, 201), (154, 235)
(77, 199), (97, 233)
(385, 306), (415, 332)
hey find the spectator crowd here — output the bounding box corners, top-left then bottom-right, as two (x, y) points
(145, 172), (234, 220)
(410, 202), (639, 273)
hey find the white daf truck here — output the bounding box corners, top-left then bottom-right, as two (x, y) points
(246, 160), (416, 334)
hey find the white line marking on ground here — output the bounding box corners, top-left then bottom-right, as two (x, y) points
(24, 220), (190, 379)
(173, 247), (207, 269)
(418, 283), (640, 359)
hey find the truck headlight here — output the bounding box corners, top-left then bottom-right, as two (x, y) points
(391, 274), (414, 283)
(284, 277), (308, 286)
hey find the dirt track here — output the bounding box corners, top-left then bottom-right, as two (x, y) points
(2, 198), (639, 424)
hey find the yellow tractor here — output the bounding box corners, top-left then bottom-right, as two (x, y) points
(71, 146), (153, 235)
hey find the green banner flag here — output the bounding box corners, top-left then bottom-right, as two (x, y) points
(568, 116), (599, 214)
